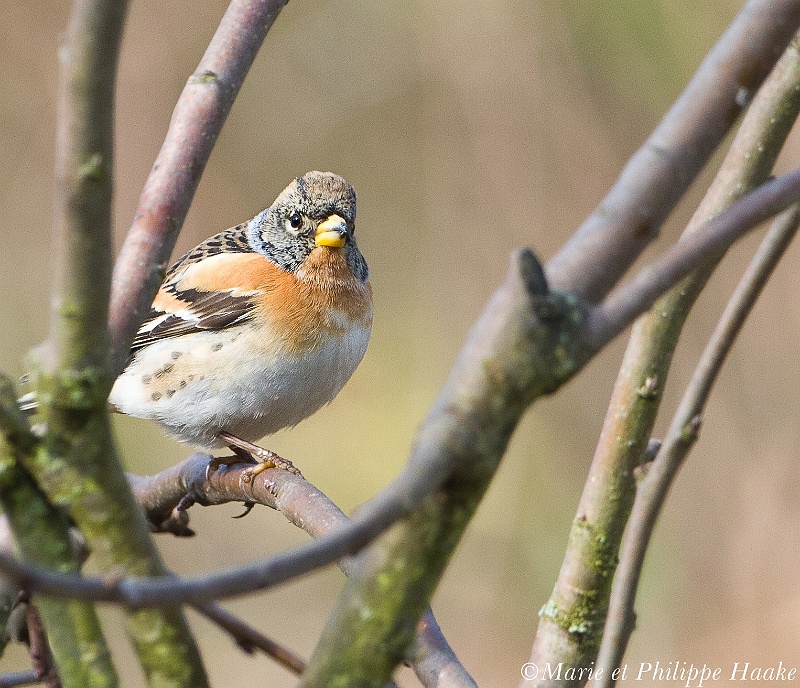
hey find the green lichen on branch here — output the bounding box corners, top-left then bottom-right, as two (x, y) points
(189, 70), (218, 85)
(538, 517), (620, 651)
(0, 373), (118, 688)
(35, 0), (210, 680)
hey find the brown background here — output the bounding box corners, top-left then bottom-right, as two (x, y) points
(2, 1), (799, 685)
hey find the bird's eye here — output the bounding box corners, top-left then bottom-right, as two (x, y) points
(288, 212), (303, 230)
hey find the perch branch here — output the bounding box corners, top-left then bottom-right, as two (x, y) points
(0, 672), (40, 688)
(130, 455), (476, 686)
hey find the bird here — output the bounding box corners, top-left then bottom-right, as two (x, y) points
(107, 170), (372, 480)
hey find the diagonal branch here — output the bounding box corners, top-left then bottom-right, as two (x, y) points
(192, 601), (307, 675)
(108, 0), (288, 377)
(130, 455), (476, 687)
(546, 0), (800, 303)
(586, 166), (800, 347)
(596, 202), (800, 684)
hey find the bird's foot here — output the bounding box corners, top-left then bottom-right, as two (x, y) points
(217, 431), (303, 482)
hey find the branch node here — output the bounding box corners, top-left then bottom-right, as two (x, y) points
(517, 247), (549, 298)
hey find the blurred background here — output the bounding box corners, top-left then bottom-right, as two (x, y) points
(2, 0), (800, 685)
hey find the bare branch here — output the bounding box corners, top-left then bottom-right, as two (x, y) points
(23, 605), (58, 688)
(131, 455), (476, 686)
(546, 0), (800, 303)
(192, 602), (306, 675)
(596, 202), (800, 684)
(0, 671), (40, 688)
(49, 0), (127, 374)
(108, 0), (288, 376)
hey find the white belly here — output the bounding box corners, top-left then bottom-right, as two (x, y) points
(109, 322), (371, 449)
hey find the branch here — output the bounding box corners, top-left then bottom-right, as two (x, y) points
(586, 166), (800, 347)
(545, 0), (800, 303)
(529, 36), (800, 683)
(301, 2), (800, 684)
(0, 377), (117, 687)
(596, 202), (800, 684)
(130, 455), (476, 687)
(27, 0), (209, 684)
(0, 672), (40, 688)
(298, 251), (582, 686)
(108, 0), (288, 376)
(192, 602), (306, 675)
(23, 605), (58, 688)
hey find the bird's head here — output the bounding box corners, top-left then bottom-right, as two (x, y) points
(247, 171), (368, 282)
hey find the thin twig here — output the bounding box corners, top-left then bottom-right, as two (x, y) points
(108, 0), (288, 376)
(595, 203), (800, 684)
(24, 605), (58, 688)
(192, 602), (306, 675)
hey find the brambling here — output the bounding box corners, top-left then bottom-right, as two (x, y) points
(108, 171), (372, 477)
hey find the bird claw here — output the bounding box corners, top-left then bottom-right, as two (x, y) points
(240, 448), (302, 483)
(205, 454), (256, 481)
(232, 501), (256, 519)
(217, 431), (304, 481)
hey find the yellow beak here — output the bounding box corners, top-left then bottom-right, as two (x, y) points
(315, 214), (348, 248)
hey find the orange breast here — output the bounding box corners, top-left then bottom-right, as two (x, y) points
(171, 248), (372, 352)
(259, 247), (373, 351)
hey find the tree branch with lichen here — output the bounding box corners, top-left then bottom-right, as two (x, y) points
(596, 200), (800, 685)
(527, 32), (800, 688)
(129, 453), (477, 687)
(22, 0), (209, 685)
(0, 375), (117, 688)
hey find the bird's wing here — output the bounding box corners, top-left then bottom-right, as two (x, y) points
(131, 236), (275, 352)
